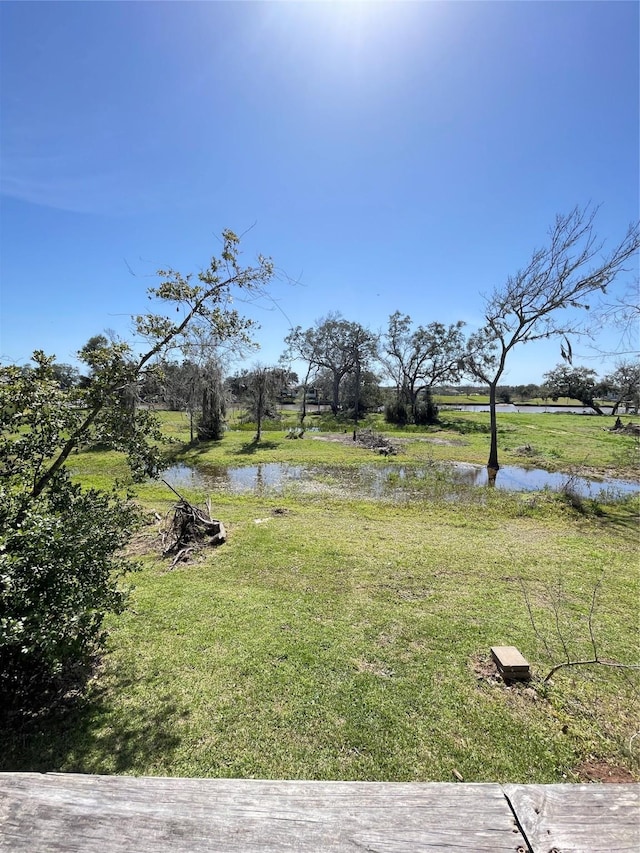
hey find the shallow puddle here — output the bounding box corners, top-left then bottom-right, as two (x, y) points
(447, 462), (638, 496)
(163, 461), (638, 501)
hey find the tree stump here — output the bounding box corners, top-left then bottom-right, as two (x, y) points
(161, 481), (227, 566)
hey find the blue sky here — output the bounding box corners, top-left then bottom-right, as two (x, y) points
(1, 1), (638, 385)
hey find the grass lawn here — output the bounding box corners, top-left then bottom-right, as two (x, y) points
(4, 409), (639, 782)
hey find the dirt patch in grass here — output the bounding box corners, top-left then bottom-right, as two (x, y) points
(574, 758), (637, 783)
(418, 437), (469, 447)
(311, 433), (354, 444)
(123, 516), (163, 558)
(354, 658), (396, 679)
(470, 653), (539, 701)
(470, 652), (501, 683)
(514, 444), (539, 457)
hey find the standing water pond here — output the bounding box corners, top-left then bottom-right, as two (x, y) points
(163, 461), (639, 501)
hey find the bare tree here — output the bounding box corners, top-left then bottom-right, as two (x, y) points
(519, 574), (640, 684)
(298, 362), (318, 426)
(159, 359), (202, 440)
(464, 205), (639, 476)
(588, 276), (640, 356)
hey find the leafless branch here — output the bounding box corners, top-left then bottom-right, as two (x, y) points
(519, 572), (640, 684)
(551, 578), (571, 663)
(587, 572), (604, 661)
(544, 658), (640, 684)
(518, 577), (553, 659)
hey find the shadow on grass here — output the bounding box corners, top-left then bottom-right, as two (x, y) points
(594, 501), (640, 536)
(161, 438), (222, 464)
(0, 658), (185, 774)
(234, 440), (280, 455)
(162, 435), (283, 464)
(438, 417), (492, 435)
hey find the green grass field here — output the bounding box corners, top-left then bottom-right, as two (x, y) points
(4, 408), (639, 782)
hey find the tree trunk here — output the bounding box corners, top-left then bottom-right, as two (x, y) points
(300, 364), (313, 426)
(331, 372), (341, 415)
(255, 385), (263, 442)
(300, 386), (307, 425)
(487, 381), (500, 473)
(408, 384), (418, 423)
(584, 398), (604, 415)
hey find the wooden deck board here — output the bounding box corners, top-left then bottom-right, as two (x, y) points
(0, 773), (638, 852)
(504, 782), (640, 853)
(0, 774), (522, 852)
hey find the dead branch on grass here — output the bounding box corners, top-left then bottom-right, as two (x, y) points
(161, 479), (226, 565)
(355, 429), (399, 455)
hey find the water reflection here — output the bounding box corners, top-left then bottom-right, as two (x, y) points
(448, 462), (637, 495)
(163, 461), (639, 501)
(165, 462), (306, 494)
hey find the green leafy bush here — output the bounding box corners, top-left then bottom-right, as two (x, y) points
(413, 396), (439, 426)
(0, 355), (142, 708)
(0, 474), (139, 705)
(384, 401), (409, 426)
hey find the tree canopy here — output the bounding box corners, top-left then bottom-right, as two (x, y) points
(543, 364), (604, 415)
(599, 360), (640, 415)
(283, 313), (378, 416)
(382, 312), (466, 423)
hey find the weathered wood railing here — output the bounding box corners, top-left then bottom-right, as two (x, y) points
(0, 773), (637, 852)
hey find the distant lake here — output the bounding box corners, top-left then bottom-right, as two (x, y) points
(439, 404), (617, 415)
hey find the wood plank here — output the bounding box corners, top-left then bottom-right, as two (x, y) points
(491, 646), (530, 679)
(491, 647), (529, 670)
(504, 783), (640, 853)
(0, 774), (523, 852)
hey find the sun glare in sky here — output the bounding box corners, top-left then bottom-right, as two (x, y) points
(255, 1), (432, 90)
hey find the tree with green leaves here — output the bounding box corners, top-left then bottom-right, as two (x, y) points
(382, 312), (466, 424)
(0, 352), (143, 707)
(542, 364), (605, 414)
(600, 360), (640, 415)
(283, 313), (377, 417)
(0, 230), (274, 710)
(463, 205), (639, 475)
(341, 368), (382, 419)
(179, 323), (255, 443)
(197, 360), (227, 441)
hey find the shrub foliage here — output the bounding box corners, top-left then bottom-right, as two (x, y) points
(0, 356), (142, 706)
(0, 231), (274, 711)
